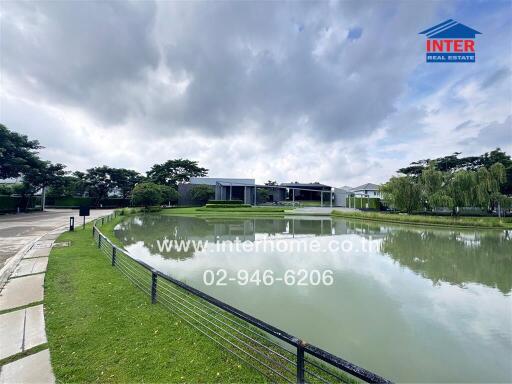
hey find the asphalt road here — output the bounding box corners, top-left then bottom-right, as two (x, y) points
(0, 209), (112, 269)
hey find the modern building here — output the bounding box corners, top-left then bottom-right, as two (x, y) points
(333, 187), (351, 207)
(178, 177), (257, 205)
(351, 183), (381, 198)
(280, 182), (332, 203)
(255, 184), (287, 203)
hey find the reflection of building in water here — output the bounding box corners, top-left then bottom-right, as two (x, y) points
(212, 221), (256, 242)
(287, 218), (333, 236)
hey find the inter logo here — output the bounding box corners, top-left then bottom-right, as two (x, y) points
(419, 19), (481, 63)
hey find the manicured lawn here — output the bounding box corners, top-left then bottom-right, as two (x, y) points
(332, 210), (512, 229)
(44, 221), (264, 383)
(161, 206), (292, 217)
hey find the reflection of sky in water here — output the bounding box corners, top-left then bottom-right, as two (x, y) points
(116, 216), (512, 382)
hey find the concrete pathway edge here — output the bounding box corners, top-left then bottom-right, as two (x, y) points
(0, 235), (43, 290)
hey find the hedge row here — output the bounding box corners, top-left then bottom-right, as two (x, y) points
(45, 197), (131, 208)
(204, 203), (251, 208)
(207, 200), (244, 205)
(0, 195), (40, 213)
(346, 196), (381, 210)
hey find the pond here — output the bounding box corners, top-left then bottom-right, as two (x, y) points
(114, 214), (512, 382)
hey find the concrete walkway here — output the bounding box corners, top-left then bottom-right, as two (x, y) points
(0, 209), (112, 383)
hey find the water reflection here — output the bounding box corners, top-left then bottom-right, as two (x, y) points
(114, 214), (512, 382)
(114, 214), (512, 294)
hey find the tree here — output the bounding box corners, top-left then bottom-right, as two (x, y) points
(257, 188), (270, 202)
(380, 176), (422, 213)
(397, 148), (512, 194)
(189, 185), (214, 205)
(131, 182), (163, 208)
(22, 160), (67, 195)
(0, 124), (42, 179)
(158, 185), (179, 205)
(420, 163), (448, 210)
(72, 171), (88, 196)
(147, 159), (208, 187)
(47, 175), (83, 197)
(82, 166), (115, 202)
(265, 180), (277, 186)
(109, 168), (144, 198)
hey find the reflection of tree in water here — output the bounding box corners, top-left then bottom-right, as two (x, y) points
(114, 215), (293, 260)
(380, 229), (512, 294)
(115, 215), (339, 260)
(114, 215), (214, 260)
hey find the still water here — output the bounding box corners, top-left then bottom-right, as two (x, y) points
(114, 214), (512, 382)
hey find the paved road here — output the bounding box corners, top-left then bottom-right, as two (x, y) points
(0, 209), (112, 269)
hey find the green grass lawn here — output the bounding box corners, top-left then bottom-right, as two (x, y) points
(332, 209), (512, 229)
(161, 206), (292, 217)
(45, 221), (265, 383)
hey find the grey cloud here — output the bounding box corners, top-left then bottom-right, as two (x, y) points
(1, 1), (158, 124)
(481, 67), (511, 89)
(461, 116), (512, 149)
(1, 0), (438, 142)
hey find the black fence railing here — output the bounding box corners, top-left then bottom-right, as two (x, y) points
(92, 213), (392, 384)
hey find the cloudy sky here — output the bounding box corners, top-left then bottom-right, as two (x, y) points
(1, 0), (511, 187)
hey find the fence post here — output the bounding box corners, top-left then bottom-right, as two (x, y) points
(112, 247), (116, 266)
(98, 235), (102, 249)
(151, 270), (158, 304)
(101, 217), (104, 225)
(92, 226), (95, 237)
(296, 340), (305, 384)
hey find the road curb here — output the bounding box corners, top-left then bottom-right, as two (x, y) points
(0, 235), (44, 292)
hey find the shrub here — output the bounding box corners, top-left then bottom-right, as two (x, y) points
(207, 200), (244, 205)
(346, 197), (381, 210)
(204, 204), (251, 208)
(190, 185), (215, 205)
(131, 182), (163, 208)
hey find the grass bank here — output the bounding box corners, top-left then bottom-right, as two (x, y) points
(45, 219), (264, 383)
(332, 210), (512, 229)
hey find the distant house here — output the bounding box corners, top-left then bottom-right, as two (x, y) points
(351, 183), (381, 198)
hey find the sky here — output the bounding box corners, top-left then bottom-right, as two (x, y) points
(1, 0), (511, 187)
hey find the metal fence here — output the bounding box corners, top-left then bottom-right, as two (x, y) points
(92, 213), (391, 384)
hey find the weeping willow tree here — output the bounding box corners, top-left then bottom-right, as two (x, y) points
(381, 161), (510, 215)
(380, 175), (422, 213)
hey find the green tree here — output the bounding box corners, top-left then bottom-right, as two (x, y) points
(0, 124), (42, 179)
(158, 185), (179, 205)
(380, 176), (422, 213)
(82, 167), (143, 201)
(22, 160), (67, 195)
(447, 170), (477, 211)
(147, 159), (208, 187)
(257, 188), (270, 202)
(83, 166), (115, 202)
(189, 185), (214, 205)
(131, 182), (163, 208)
(109, 168), (144, 198)
(47, 175), (83, 197)
(398, 148), (512, 194)
(420, 162), (450, 210)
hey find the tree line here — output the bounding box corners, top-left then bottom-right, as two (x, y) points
(1, 125), (210, 209)
(381, 149), (512, 215)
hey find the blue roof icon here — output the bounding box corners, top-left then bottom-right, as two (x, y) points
(419, 19), (481, 38)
